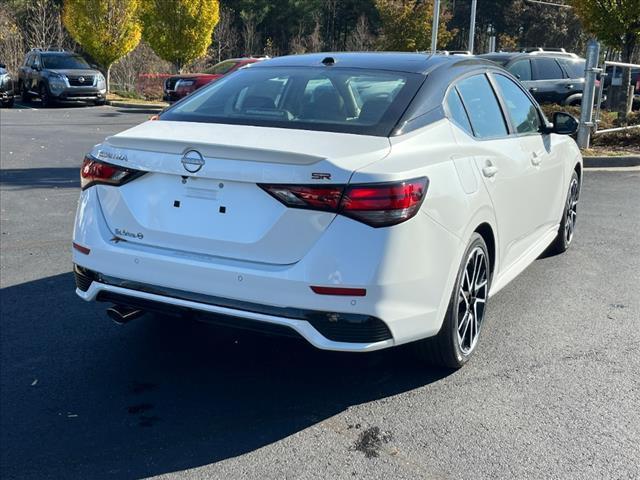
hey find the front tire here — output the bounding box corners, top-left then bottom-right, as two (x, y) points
(547, 170), (580, 255)
(39, 83), (54, 107)
(413, 233), (491, 368)
(20, 82), (31, 103)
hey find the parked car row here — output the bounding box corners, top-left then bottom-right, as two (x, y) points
(163, 57), (268, 102)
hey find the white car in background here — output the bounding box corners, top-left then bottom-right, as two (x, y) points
(73, 53), (582, 368)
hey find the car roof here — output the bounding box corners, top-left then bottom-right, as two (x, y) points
(479, 52), (584, 62)
(253, 52), (497, 75)
(38, 51), (79, 56)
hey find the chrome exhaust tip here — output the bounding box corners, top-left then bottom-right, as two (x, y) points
(106, 305), (144, 325)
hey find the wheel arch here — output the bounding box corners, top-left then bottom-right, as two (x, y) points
(474, 222), (496, 277)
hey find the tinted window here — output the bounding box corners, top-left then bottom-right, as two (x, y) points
(162, 67), (423, 136)
(446, 88), (473, 135)
(507, 60), (532, 81)
(206, 60), (239, 75)
(41, 54), (90, 70)
(533, 58), (564, 80)
(494, 74), (541, 134)
(557, 59), (585, 78)
(456, 74), (508, 138)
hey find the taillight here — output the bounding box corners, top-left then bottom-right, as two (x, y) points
(259, 177), (428, 228)
(80, 156), (145, 190)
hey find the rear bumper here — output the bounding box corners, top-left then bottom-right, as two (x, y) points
(75, 266), (394, 351)
(73, 187), (463, 351)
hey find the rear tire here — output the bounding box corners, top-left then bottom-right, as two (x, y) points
(413, 233), (491, 368)
(547, 170), (580, 255)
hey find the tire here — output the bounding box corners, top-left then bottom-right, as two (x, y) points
(563, 94), (582, 107)
(5, 98), (14, 108)
(547, 170), (580, 255)
(94, 99), (106, 106)
(20, 82), (31, 103)
(39, 83), (54, 107)
(413, 233), (491, 368)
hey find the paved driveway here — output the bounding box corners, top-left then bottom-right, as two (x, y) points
(1, 104), (639, 479)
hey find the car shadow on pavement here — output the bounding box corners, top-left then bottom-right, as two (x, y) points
(0, 167), (80, 190)
(0, 273), (451, 479)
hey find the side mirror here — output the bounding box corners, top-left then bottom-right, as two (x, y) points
(551, 111), (578, 135)
(90, 64), (98, 69)
(34, 64), (42, 71)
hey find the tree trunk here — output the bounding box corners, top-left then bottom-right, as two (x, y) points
(617, 35), (637, 118)
(106, 64), (111, 94)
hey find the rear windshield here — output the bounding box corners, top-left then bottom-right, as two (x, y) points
(42, 55), (90, 70)
(205, 60), (239, 75)
(160, 66), (424, 136)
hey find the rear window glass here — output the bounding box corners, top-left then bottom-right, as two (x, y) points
(557, 59), (585, 78)
(456, 74), (508, 139)
(533, 58), (564, 80)
(446, 88), (473, 136)
(507, 60), (532, 81)
(161, 66), (424, 136)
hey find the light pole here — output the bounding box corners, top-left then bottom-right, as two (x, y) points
(468, 0), (477, 54)
(431, 0), (441, 53)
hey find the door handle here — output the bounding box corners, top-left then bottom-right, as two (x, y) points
(529, 87), (538, 93)
(482, 161), (498, 178)
(566, 84), (574, 89)
(531, 156), (542, 166)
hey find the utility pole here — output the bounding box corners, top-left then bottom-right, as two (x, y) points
(431, 0), (441, 53)
(468, 0), (477, 54)
(577, 39), (601, 149)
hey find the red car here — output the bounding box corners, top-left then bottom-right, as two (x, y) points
(163, 57), (266, 102)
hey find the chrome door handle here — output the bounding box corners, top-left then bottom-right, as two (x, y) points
(482, 164), (498, 178)
(529, 87), (538, 92)
(566, 84), (574, 89)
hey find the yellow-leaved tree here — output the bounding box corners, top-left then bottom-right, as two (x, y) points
(141, 0), (220, 73)
(63, 0), (142, 93)
(375, 0), (456, 52)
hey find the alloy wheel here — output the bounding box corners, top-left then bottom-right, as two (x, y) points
(456, 247), (489, 355)
(564, 177), (579, 245)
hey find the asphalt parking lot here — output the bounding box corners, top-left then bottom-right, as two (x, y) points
(1, 103), (639, 479)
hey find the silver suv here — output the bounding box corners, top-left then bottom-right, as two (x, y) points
(18, 49), (107, 107)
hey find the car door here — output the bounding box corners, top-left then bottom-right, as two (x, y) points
(455, 73), (537, 269)
(20, 53), (33, 90)
(529, 57), (569, 104)
(28, 53), (41, 92)
(491, 73), (565, 237)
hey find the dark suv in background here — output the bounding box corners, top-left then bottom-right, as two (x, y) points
(0, 63), (15, 108)
(479, 49), (588, 106)
(18, 49), (107, 107)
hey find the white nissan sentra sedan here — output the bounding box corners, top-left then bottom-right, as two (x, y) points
(73, 53), (582, 368)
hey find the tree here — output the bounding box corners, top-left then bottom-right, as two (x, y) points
(570, 0), (640, 114)
(25, 0), (66, 50)
(63, 0), (142, 92)
(141, 0), (220, 73)
(375, 0), (455, 52)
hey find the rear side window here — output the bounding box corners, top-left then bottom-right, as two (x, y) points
(456, 74), (508, 139)
(533, 58), (564, 80)
(508, 60), (532, 81)
(493, 74), (541, 134)
(206, 60), (239, 75)
(557, 59), (585, 78)
(445, 88), (473, 135)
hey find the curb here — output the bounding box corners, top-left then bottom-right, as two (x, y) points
(583, 156), (640, 168)
(107, 100), (167, 111)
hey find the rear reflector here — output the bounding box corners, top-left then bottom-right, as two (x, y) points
(80, 155), (145, 190)
(259, 177), (428, 227)
(72, 242), (90, 255)
(310, 286), (367, 296)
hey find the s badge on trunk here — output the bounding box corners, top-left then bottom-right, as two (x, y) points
(181, 150), (205, 173)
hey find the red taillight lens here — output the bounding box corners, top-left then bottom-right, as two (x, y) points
(259, 185), (344, 212)
(80, 156), (144, 190)
(259, 177), (428, 228)
(341, 178), (428, 227)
